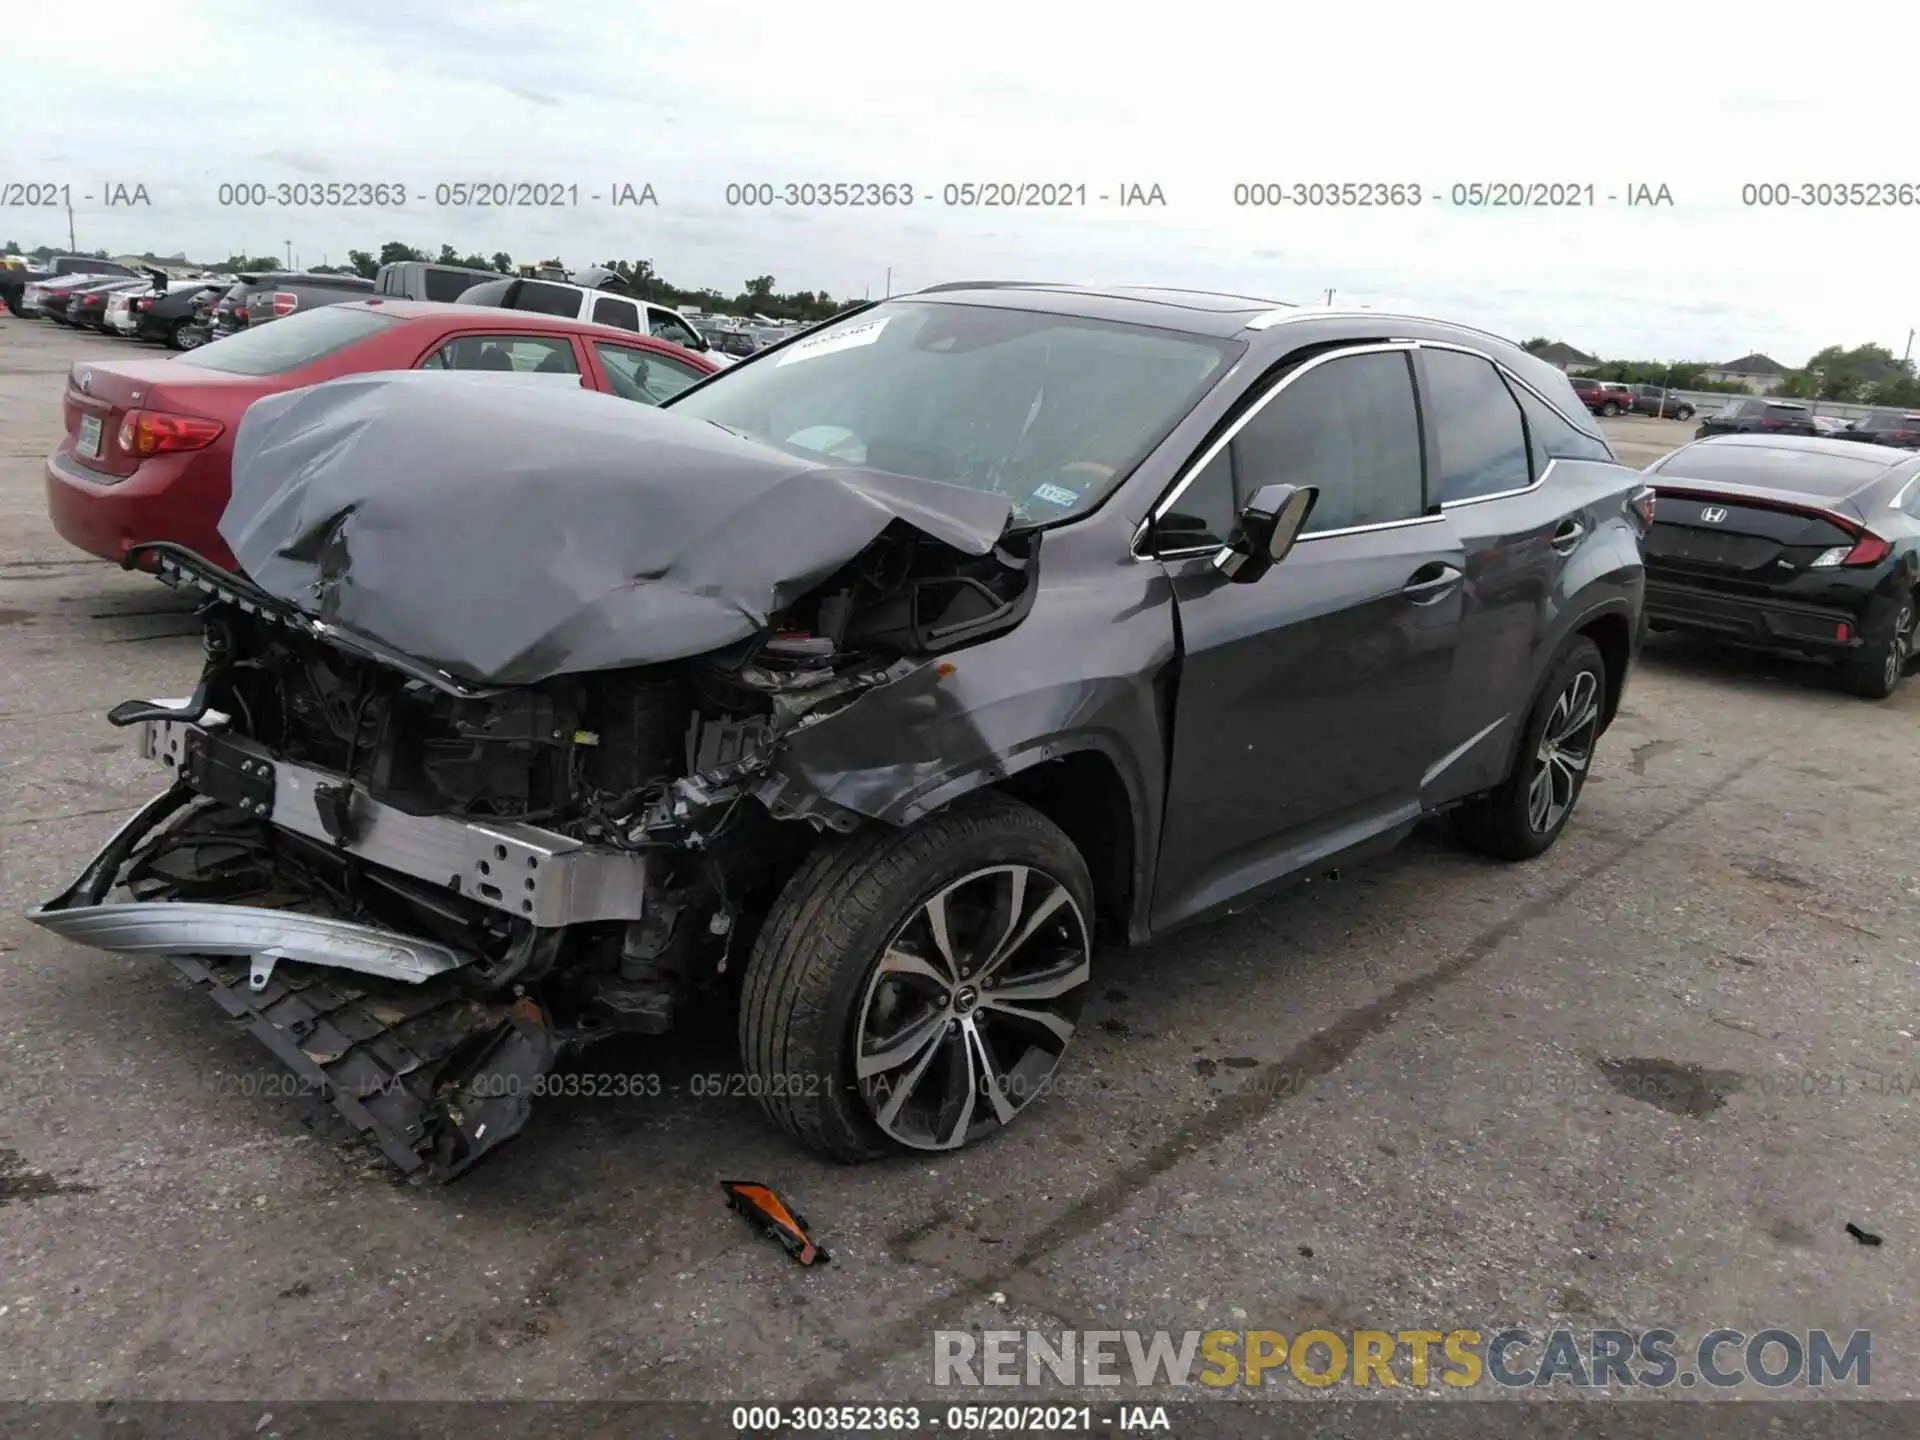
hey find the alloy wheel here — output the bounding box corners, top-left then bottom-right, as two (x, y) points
(1885, 601), (1916, 691)
(1527, 669), (1601, 834)
(854, 864), (1090, 1151)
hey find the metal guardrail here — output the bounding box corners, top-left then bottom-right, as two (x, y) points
(1610, 390), (1876, 424)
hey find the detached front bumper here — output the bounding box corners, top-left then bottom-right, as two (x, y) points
(25, 703), (654, 1180)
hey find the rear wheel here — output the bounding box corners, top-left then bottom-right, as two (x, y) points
(1454, 637), (1606, 862)
(169, 318), (202, 351)
(1838, 593), (1916, 700)
(739, 794), (1095, 1162)
(1675, 406), (1694, 421)
(1600, 401), (1620, 417)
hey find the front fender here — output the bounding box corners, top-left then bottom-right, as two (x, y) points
(751, 556), (1180, 934)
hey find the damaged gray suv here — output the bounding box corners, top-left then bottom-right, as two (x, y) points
(30, 284), (1653, 1180)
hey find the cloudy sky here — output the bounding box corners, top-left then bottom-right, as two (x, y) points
(7, 1), (1906, 367)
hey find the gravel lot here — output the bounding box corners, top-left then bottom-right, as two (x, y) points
(2, 315), (1918, 1413)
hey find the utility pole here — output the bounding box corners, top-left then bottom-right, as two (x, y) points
(1905, 328), (1914, 367)
(1325, 288), (1334, 304)
(885, 267), (892, 298)
(66, 195), (76, 253)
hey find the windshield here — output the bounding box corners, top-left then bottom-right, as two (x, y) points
(663, 300), (1235, 524)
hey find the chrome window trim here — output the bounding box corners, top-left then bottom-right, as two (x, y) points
(1134, 335), (1605, 558)
(1144, 341), (1419, 531)
(1140, 513), (1448, 565)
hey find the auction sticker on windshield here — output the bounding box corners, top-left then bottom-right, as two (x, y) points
(776, 315), (890, 366)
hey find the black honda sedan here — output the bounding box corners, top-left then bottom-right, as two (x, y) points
(1642, 433), (1920, 697)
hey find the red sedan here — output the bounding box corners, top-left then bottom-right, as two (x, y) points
(46, 300), (720, 570)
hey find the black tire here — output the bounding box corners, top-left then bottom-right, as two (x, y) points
(1600, 402), (1619, 417)
(1675, 407), (1694, 421)
(1838, 592), (1916, 700)
(1453, 637), (1607, 862)
(169, 318), (200, 351)
(738, 793), (1094, 1163)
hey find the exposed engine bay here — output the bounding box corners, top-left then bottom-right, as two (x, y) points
(30, 524), (1038, 1181)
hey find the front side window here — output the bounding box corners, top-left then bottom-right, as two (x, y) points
(1234, 351), (1425, 534)
(421, 334), (579, 374)
(177, 305), (398, 374)
(1155, 350), (1425, 549)
(664, 300), (1235, 525)
(593, 342), (707, 404)
(1423, 349), (1531, 503)
(648, 308), (704, 348)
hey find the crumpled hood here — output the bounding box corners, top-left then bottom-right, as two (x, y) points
(219, 370), (1014, 685)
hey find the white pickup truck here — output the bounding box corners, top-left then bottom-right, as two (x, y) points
(454, 275), (735, 366)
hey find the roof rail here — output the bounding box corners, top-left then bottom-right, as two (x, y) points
(910, 280), (1056, 295)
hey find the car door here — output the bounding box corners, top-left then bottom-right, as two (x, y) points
(586, 340), (710, 404)
(1148, 343), (1466, 931)
(1419, 346), (1606, 804)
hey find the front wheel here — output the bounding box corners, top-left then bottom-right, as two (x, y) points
(1838, 593), (1916, 700)
(1453, 637), (1607, 862)
(739, 794), (1095, 1161)
(1600, 402), (1620, 417)
(1675, 406), (1694, 421)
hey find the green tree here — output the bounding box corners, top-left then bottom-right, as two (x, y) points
(491, 251), (513, 273)
(346, 249), (378, 279)
(378, 241), (427, 266)
(1, 240), (19, 255)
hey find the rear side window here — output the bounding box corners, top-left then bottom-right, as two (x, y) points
(512, 281), (584, 318)
(176, 306), (398, 374)
(1507, 381), (1614, 468)
(1422, 349), (1531, 503)
(421, 334), (579, 374)
(423, 267), (478, 302)
(593, 296), (640, 331)
(457, 278), (513, 307)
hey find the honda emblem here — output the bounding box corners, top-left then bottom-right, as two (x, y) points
(1700, 506), (1728, 523)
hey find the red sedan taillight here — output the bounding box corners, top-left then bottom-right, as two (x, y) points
(270, 291), (298, 316)
(116, 410), (226, 456)
(233, 305), (249, 320)
(133, 296), (154, 311)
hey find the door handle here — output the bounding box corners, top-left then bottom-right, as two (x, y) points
(1402, 564), (1463, 603)
(1551, 519), (1587, 554)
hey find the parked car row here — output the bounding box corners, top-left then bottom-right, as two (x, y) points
(1569, 376), (1698, 421)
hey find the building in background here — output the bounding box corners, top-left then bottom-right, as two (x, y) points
(1701, 353), (1787, 394)
(1531, 341), (1600, 375)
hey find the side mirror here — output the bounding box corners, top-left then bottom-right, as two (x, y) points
(1213, 483), (1318, 583)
